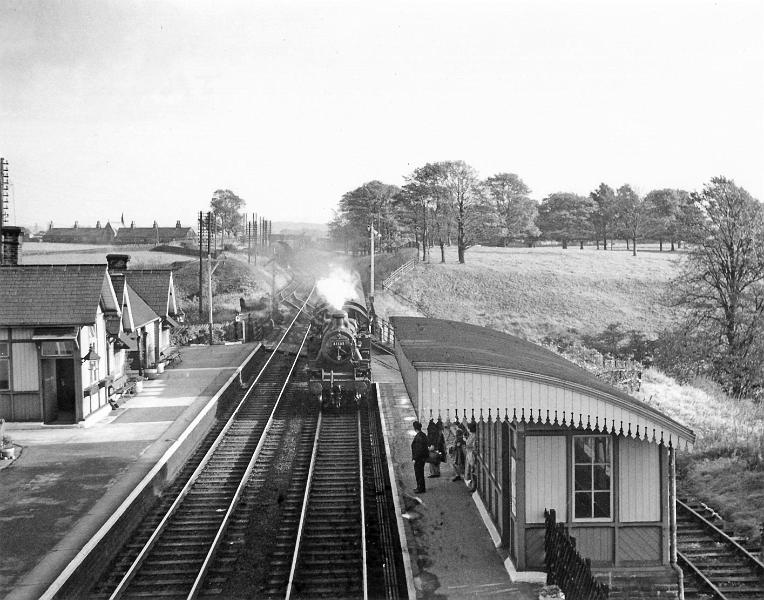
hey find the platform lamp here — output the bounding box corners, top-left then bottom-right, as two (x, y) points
(81, 344), (100, 371)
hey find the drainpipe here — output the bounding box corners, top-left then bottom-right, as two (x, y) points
(669, 445), (685, 600)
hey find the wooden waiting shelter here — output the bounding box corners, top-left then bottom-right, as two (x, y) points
(391, 317), (695, 595)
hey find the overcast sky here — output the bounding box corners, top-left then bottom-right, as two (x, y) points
(1, 0), (762, 230)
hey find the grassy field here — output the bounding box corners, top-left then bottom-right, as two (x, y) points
(379, 244), (684, 341)
(18, 242), (193, 267)
(379, 243), (763, 544)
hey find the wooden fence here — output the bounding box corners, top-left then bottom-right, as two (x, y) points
(544, 509), (609, 600)
(382, 258), (417, 290)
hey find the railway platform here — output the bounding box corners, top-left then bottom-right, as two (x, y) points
(372, 350), (542, 600)
(0, 342), (258, 600)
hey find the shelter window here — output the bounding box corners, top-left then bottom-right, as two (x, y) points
(0, 342), (8, 390)
(41, 341), (74, 357)
(573, 435), (612, 520)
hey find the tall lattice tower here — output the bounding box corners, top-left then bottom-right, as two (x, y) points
(0, 158), (8, 228)
(1, 158), (8, 264)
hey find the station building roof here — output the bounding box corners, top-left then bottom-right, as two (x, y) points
(110, 276), (161, 331)
(119, 269), (177, 318)
(0, 265), (120, 326)
(391, 317), (695, 448)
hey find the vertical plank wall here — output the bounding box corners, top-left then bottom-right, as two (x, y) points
(11, 342), (39, 391)
(525, 435), (566, 523)
(619, 437), (660, 522)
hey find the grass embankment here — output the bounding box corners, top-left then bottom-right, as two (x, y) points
(380, 244), (682, 341)
(173, 253), (290, 323)
(381, 244), (763, 544)
(640, 371), (764, 542)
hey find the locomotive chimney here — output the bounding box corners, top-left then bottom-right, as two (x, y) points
(331, 311), (348, 329)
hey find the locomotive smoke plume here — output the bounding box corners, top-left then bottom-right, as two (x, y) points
(316, 267), (358, 310)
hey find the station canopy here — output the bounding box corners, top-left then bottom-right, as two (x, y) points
(391, 317), (695, 450)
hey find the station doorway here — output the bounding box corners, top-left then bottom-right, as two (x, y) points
(42, 357), (76, 424)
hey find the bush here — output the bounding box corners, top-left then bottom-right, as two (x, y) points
(171, 323), (227, 345)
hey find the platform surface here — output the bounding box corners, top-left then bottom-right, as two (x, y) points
(0, 343), (257, 600)
(372, 350), (542, 599)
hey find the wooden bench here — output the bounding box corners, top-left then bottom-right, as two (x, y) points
(109, 379), (140, 408)
(162, 347), (183, 367)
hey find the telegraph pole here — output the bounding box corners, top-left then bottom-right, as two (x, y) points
(198, 211), (204, 318)
(370, 219), (375, 304)
(253, 212), (258, 266)
(207, 212), (213, 345)
(270, 253), (276, 321)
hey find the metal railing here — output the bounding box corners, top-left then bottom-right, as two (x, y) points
(372, 316), (396, 349)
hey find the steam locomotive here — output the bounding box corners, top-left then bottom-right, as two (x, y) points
(307, 275), (371, 407)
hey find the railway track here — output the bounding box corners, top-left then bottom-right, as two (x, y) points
(678, 499), (764, 600)
(280, 407), (366, 599)
(260, 392), (406, 600)
(91, 295), (313, 600)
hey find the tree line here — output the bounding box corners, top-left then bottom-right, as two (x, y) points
(332, 168), (764, 400)
(329, 160), (700, 262)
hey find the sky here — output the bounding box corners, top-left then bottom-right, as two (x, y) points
(1, 0), (763, 230)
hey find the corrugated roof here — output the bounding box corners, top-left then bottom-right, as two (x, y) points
(391, 317), (695, 443)
(0, 265), (112, 325)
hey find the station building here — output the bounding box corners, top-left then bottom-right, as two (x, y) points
(391, 317), (695, 592)
(106, 254), (181, 371)
(0, 229), (181, 424)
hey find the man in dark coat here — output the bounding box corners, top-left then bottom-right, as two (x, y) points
(411, 421), (429, 493)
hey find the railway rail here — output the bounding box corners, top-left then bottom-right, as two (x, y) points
(261, 392), (406, 599)
(286, 407), (367, 599)
(91, 291), (314, 600)
(677, 498), (764, 600)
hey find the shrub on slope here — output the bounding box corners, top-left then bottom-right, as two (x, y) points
(639, 370), (764, 543)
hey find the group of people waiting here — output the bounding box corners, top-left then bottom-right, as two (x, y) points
(411, 418), (477, 494)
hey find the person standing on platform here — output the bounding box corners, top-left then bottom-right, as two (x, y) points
(451, 424), (466, 482)
(411, 421), (429, 493)
(464, 421), (477, 490)
(426, 419), (445, 478)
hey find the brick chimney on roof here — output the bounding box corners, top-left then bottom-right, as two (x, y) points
(153, 220), (158, 228)
(106, 253), (130, 273)
(74, 221), (79, 229)
(1, 226), (23, 266)
(130, 221), (135, 229)
(96, 220), (101, 229)
(176, 220), (181, 228)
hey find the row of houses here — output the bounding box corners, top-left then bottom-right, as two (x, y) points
(41, 221), (196, 246)
(0, 227), (183, 424)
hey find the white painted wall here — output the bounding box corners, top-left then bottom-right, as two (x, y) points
(619, 437), (661, 522)
(525, 435), (567, 524)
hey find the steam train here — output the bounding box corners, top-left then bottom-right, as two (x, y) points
(307, 275), (371, 407)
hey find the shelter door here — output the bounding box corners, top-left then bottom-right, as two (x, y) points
(42, 358), (75, 423)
